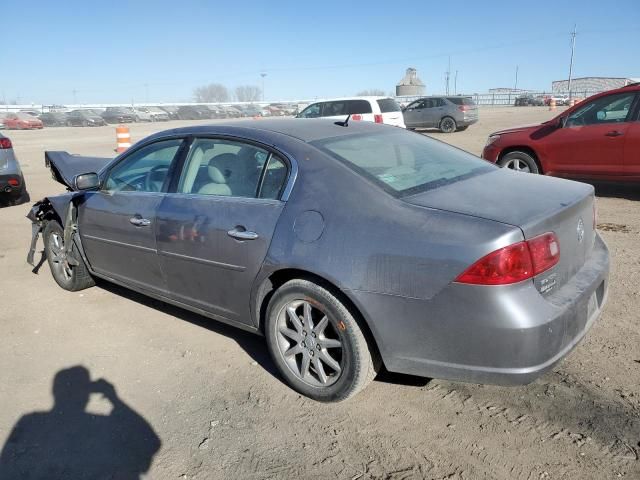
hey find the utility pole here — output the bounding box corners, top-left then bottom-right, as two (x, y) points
(567, 24), (577, 102)
(514, 65), (519, 92)
(454, 70), (458, 95)
(445, 56), (451, 95)
(260, 73), (267, 102)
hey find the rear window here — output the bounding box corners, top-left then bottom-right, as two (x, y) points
(447, 97), (475, 106)
(312, 129), (493, 196)
(377, 98), (401, 113)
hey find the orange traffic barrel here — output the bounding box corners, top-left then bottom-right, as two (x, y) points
(549, 98), (556, 111)
(116, 125), (131, 153)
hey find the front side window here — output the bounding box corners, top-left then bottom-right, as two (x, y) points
(566, 93), (636, 127)
(298, 103), (321, 118)
(323, 101), (348, 116)
(104, 139), (183, 193)
(177, 138), (288, 199)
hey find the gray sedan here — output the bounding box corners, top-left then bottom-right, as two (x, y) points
(27, 120), (609, 402)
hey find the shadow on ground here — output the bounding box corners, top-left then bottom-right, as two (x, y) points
(0, 366), (161, 479)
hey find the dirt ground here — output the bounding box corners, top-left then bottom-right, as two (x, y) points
(0, 107), (638, 479)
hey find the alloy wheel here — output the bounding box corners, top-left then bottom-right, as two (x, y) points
(48, 232), (73, 281)
(502, 157), (531, 173)
(275, 300), (343, 387)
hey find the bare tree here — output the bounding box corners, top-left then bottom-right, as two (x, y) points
(235, 85), (262, 102)
(356, 89), (386, 96)
(193, 83), (229, 103)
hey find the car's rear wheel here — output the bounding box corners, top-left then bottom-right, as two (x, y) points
(498, 151), (540, 174)
(439, 116), (457, 133)
(265, 279), (379, 402)
(44, 221), (95, 291)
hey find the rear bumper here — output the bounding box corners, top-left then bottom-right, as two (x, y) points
(350, 233), (609, 385)
(0, 173), (24, 197)
(458, 116), (478, 127)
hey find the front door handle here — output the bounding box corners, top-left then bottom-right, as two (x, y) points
(227, 228), (259, 240)
(130, 217), (151, 227)
(605, 130), (623, 137)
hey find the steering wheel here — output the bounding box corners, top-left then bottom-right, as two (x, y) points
(145, 165), (169, 192)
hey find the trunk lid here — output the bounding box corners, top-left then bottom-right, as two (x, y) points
(404, 169), (595, 294)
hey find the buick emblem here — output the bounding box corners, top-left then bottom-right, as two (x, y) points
(577, 218), (585, 243)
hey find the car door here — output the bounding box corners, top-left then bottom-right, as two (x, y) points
(78, 137), (186, 293)
(548, 92), (636, 177)
(430, 97), (447, 126)
(624, 97), (640, 176)
(402, 100), (427, 127)
(155, 137), (290, 326)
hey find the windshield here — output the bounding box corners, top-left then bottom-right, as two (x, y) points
(311, 129), (493, 196)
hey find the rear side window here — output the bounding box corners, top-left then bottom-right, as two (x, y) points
(348, 100), (373, 114)
(312, 130), (492, 196)
(377, 98), (401, 112)
(447, 97), (475, 106)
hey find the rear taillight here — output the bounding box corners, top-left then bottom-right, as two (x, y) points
(374, 114), (383, 124)
(458, 105), (471, 112)
(0, 138), (12, 149)
(351, 114), (362, 121)
(8, 178), (19, 187)
(456, 232), (559, 285)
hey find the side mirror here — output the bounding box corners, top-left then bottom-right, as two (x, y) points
(74, 172), (100, 191)
(557, 116), (566, 128)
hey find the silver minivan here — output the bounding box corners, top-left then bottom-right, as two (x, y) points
(402, 96), (478, 133)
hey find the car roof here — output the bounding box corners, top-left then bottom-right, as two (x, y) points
(146, 118), (395, 143)
(308, 96), (392, 103)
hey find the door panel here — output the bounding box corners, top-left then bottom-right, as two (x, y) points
(79, 192), (166, 292)
(624, 121), (640, 176)
(78, 137), (185, 292)
(546, 92), (635, 177)
(156, 195), (284, 323)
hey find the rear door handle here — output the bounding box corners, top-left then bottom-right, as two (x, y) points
(227, 228), (259, 240)
(605, 130), (623, 137)
(130, 217), (151, 227)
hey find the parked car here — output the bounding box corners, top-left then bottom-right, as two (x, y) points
(222, 105), (242, 118)
(515, 94), (545, 107)
(28, 119), (608, 402)
(159, 106), (180, 120)
(101, 107), (136, 124)
(0, 133), (29, 205)
(2, 113), (44, 130)
(66, 110), (107, 127)
(241, 105), (263, 117)
(39, 112), (69, 127)
(128, 107), (152, 122)
(297, 97), (405, 128)
(206, 105), (226, 119)
(137, 107), (169, 121)
(19, 109), (42, 117)
(482, 83), (640, 180)
(177, 105), (211, 120)
(402, 96), (478, 133)
(0, 114), (7, 129)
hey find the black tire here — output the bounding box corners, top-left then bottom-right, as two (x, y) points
(44, 220), (95, 291)
(265, 279), (379, 402)
(498, 151), (540, 174)
(439, 116), (457, 133)
(456, 126), (469, 131)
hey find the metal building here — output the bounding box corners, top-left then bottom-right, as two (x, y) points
(552, 76), (639, 93)
(396, 68), (425, 96)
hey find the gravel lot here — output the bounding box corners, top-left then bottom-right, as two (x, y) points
(0, 108), (638, 479)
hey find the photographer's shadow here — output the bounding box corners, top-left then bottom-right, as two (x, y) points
(0, 366), (161, 479)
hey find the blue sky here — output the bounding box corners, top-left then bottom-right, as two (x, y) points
(3, 0), (639, 104)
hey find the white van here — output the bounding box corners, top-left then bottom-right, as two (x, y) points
(296, 97), (406, 128)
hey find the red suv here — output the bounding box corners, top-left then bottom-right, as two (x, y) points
(482, 84), (640, 181)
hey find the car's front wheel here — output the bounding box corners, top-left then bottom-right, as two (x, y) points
(265, 279), (379, 402)
(44, 221), (95, 291)
(439, 116), (457, 133)
(498, 151), (540, 174)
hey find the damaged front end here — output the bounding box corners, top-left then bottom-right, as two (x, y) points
(26, 194), (81, 269)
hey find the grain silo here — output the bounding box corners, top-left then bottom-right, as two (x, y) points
(396, 68), (425, 96)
